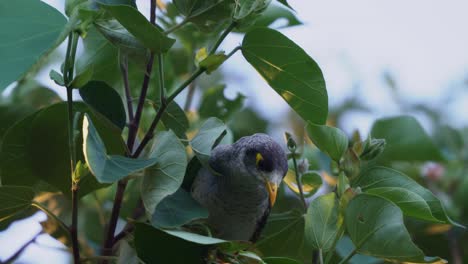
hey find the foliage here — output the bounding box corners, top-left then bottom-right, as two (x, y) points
(0, 0), (465, 264)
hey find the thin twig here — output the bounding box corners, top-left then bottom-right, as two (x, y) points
(31, 202), (69, 235)
(183, 81), (196, 111)
(337, 248), (357, 264)
(209, 21), (237, 55)
(291, 154), (307, 211)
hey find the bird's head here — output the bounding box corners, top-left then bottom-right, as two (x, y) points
(236, 134), (288, 207)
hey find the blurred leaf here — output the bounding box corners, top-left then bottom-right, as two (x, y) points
(152, 188), (208, 228)
(234, 0), (271, 21)
(304, 193), (342, 252)
(256, 210), (309, 261)
(283, 170), (321, 198)
(0, 186), (34, 222)
(0, 103), (124, 197)
(354, 167), (462, 227)
(134, 223), (226, 264)
(117, 239), (139, 264)
(242, 28), (328, 125)
(253, 4), (300, 28)
(190, 117), (227, 166)
(276, 0), (293, 10)
(0, 0), (67, 90)
(306, 123), (348, 162)
(345, 194), (444, 263)
(79, 81), (126, 129)
(228, 108), (268, 140)
(198, 53), (227, 74)
(70, 65), (94, 88)
(0, 105), (34, 144)
(95, 0), (136, 8)
(83, 115), (157, 183)
(370, 116), (444, 162)
(262, 257), (301, 264)
(161, 102), (189, 140)
(99, 4), (175, 53)
(142, 131), (187, 214)
(173, 0), (232, 31)
(199, 85), (245, 121)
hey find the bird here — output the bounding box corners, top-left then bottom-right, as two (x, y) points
(191, 133), (288, 242)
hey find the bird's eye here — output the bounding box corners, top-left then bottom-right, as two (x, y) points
(255, 153), (264, 167)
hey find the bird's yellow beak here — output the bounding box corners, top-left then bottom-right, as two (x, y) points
(265, 181), (278, 207)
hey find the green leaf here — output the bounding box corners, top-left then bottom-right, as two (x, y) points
(0, 105), (35, 145)
(335, 236), (381, 264)
(83, 115), (157, 183)
(161, 102), (189, 140)
(190, 117), (227, 166)
(99, 4), (175, 53)
(242, 28), (328, 124)
(141, 131), (187, 214)
(199, 85), (245, 121)
(0, 102), (124, 197)
(49, 70), (65, 86)
(152, 188), (208, 228)
(262, 257), (302, 264)
(70, 65), (94, 88)
(256, 210), (309, 261)
(198, 53), (227, 74)
(345, 194), (444, 263)
(306, 123), (348, 162)
(0, 0), (67, 90)
(250, 4), (301, 29)
(276, 0), (293, 10)
(304, 193), (342, 252)
(173, 0), (224, 18)
(234, 0), (271, 21)
(354, 166), (462, 227)
(79, 81), (127, 130)
(0, 186), (34, 222)
(134, 223), (227, 264)
(370, 116), (444, 161)
(283, 170), (322, 198)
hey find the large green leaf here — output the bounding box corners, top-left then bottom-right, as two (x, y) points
(345, 194), (443, 263)
(79, 81), (126, 130)
(152, 188), (208, 228)
(0, 0), (67, 90)
(370, 116), (444, 161)
(99, 4), (175, 53)
(190, 117), (227, 166)
(306, 123), (348, 162)
(161, 102), (189, 140)
(134, 223), (226, 264)
(304, 193), (342, 252)
(0, 103), (124, 197)
(0, 186), (34, 222)
(256, 210), (309, 261)
(141, 131), (187, 215)
(83, 115), (157, 183)
(242, 28), (328, 124)
(354, 166), (461, 226)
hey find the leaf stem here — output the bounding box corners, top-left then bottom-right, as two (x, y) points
(158, 54), (165, 103)
(318, 249), (324, 264)
(120, 54), (134, 122)
(31, 202), (69, 234)
(64, 31), (80, 264)
(210, 21), (237, 55)
(291, 153), (307, 211)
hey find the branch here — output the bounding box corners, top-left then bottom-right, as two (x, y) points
(209, 21), (237, 55)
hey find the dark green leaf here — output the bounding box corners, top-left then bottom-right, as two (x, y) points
(152, 188), (208, 228)
(199, 85), (245, 121)
(0, 103), (124, 197)
(49, 70), (65, 86)
(0, 105), (34, 145)
(141, 131), (187, 214)
(79, 81), (126, 129)
(276, 0), (293, 10)
(0, 186), (34, 222)
(0, 0), (67, 90)
(370, 116), (444, 162)
(345, 194), (444, 263)
(174, 0), (224, 17)
(304, 193), (342, 252)
(256, 210), (309, 261)
(354, 166), (462, 227)
(190, 117), (227, 166)
(306, 123), (348, 162)
(83, 115), (157, 183)
(242, 28), (328, 124)
(99, 4), (175, 53)
(134, 223), (226, 264)
(262, 257), (301, 264)
(95, 0), (136, 7)
(234, 0), (271, 20)
(161, 102), (189, 140)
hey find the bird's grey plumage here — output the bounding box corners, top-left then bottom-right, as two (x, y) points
(191, 133), (288, 241)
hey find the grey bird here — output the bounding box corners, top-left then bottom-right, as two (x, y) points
(191, 133), (288, 241)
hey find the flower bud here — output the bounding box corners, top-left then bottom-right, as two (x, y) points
(284, 132), (297, 153)
(360, 138), (386, 161)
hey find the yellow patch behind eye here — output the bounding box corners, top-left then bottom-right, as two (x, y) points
(256, 153), (264, 166)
